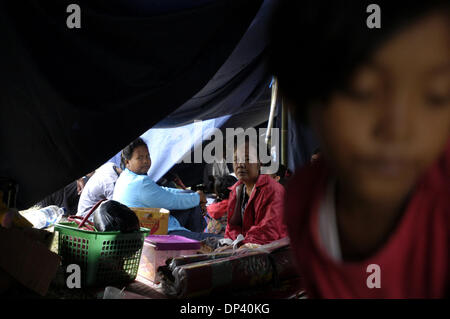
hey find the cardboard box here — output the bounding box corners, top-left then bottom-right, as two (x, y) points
(0, 227), (61, 296)
(138, 235), (201, 284)
(131, 207), (169, 235)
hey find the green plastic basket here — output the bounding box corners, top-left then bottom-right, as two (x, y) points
(55, 222), (150, 287)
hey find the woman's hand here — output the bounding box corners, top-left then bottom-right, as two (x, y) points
(214, 244), (233, 253)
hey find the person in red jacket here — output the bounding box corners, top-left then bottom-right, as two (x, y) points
(206, 175), (238, 235)
(269, 1), (450, 298)
(223, 138), (288, 247)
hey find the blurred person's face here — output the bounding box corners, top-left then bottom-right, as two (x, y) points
(126, 145), (151, 175)
(310, 13), (450, 205)
(233, 143), (260, 185)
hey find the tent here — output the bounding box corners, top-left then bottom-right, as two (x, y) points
(0, 0), (317, 210)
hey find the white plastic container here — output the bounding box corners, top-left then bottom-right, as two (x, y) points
(24, 205), (65, 229)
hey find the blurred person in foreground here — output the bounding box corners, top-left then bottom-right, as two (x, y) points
(270, 0), (450, 298)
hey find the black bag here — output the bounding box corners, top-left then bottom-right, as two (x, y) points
(93, 200), (140, 232)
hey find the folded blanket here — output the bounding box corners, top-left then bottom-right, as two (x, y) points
(158, 237), (298, 298)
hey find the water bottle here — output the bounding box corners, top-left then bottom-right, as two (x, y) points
(24, 205), (65, 229)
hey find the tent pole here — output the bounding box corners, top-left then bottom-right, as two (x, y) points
(281, 97), (288, 166)
(265, 77), (278, 146)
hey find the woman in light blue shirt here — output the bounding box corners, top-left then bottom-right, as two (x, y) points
(113, 138), (222, 241)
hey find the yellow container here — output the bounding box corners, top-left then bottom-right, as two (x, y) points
(130, 208), (169, 235)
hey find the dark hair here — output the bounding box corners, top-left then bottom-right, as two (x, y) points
(214, 175), (238, 201)
(268, 0), (449, 124)
(120, 137), (148, 169)
(275, 164), (287, 178)
(232, 134), (271, 166)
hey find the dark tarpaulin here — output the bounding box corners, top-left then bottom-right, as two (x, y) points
(0, 0), (263, 209)
(155, 0), (277, 128)
(287, 114), (319, 171)
(87, 0), (219, 17)
(153, 0), (281, 187)
(275, 103), (319, 172)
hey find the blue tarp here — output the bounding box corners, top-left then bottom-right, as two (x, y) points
(109, 115), (230, 181)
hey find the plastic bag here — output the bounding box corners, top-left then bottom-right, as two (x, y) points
(93, 200), (140, 232)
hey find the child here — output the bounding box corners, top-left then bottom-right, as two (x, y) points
(269, 164), (292, 186)
(270, 1), (450, 298)
(206, 175), (237, 235)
